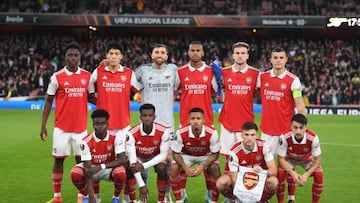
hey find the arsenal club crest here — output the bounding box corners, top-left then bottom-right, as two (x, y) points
(153, 140), (160, 145)
(246, 77), (252, 83)
(243, 171), (259, 190)
(203, 75), (208, 82)
(107, 145), (113, 151)
(81, 79), (87, 86)
(201, 141), (207, 146)
(280, 83), (287, 90)
(121, 75), (127, 82)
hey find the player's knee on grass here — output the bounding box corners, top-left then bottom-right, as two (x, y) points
(216, 174), (232, 192)
(266, 176), (279, 192)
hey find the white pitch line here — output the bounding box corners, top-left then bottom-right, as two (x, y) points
(321, 142), (360, 147)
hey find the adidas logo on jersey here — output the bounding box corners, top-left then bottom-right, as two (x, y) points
(102, 75), (108, 80)
(64, 81), (69, 86)
(136, 141), (142, 145)
(148, 77), (153, 80)
(241, 160), (247, 165)
(227, 78), (232, 82)
(185, 77), (190, 81)
(265, 83), (269, 87)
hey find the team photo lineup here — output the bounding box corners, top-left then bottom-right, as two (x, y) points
(39, 41), (322, 203)
(0, 1), (359, 203)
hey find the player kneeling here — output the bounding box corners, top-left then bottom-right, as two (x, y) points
(216, 122), (278, 203)
(70, 109), (127, 203)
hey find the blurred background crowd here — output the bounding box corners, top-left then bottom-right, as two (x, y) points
(0, 0), (358, 106)
(1, 0), (358, 16)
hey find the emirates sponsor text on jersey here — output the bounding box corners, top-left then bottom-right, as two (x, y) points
(148, 82), (171, 92)
(264, 90), (285, 101)
(92, 152), (112, 164)
(185, 83), (207, 94)
(102, 81), (126, 92)
(228, 84), (251, 95)
(65, 87), (86, 97)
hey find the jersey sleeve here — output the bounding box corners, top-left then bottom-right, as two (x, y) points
(263, 142), (274, 162)
(125, 132), (137, 164)
(46, 74), (59, 95)
(291, 77), (302, 91)
(130, 71), (143, 91)
(311, 135), (321, 157)
(79, 140), (92, 162)
(277, 135), (288, 157)
(228, 150), (239, 172)
(88, 68), (98, 94)
(115, 131), (126, 155)
(209, 130), (220, 153)
(171, 130), (183, 153)
(211, 76), (218, 93)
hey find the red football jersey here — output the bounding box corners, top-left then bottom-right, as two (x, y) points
(48, 68), (90, 132)
(278, 129), (321, 162)
(177, 63), (217, 127)
(219, 65), (260, 131)
(92, 65), (140, 129)
(174, 125), (219, 156)
(128, 122), (169, 161)
(228, 139), (269, 172)
(260, 70), (301, 135)
(81, 131), (125, 164)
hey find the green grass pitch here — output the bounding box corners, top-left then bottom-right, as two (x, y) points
(0, 109), (359, 202)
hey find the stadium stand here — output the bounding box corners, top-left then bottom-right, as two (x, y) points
(0, 31), (358, 105)
(1, 0), (359, 16)
(0, 1), (358, 105)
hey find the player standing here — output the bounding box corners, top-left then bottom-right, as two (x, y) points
(218, 42), (260, 173)
(40, 42), (91, 203)
(277, 114), (323, 203)
(259, 47), (306, 153)
(176, 41), (218, 127)
(134, 43), (178, 203)
(89, 41), (141, 134)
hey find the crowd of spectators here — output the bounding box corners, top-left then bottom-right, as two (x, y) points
(0, 32), (358, 105)
(1, 0), (358, 16)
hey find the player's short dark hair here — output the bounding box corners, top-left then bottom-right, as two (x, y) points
(271, 47), (286, 53)
(291, 113), (307, 125)
(242, 122), (258, 131)
(189, 41), (203, 49)
(153, 43), (167, 51)
(106, 41), (124, 53)
(189, 107), (204, 114)
(91, 109), (110, 120)
(65, 42), (80, 53)
(140, 103), (155, 113)
(232, 42), (249, 53)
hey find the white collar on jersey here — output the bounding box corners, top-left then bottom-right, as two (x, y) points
(188, 61), (206, 72)
(64, 66), (81, 75)
(188, 125), (206, 138)
(270, 69), (287, 79)
(231, 64), (249, 73)
(105, 64), (124, 72)
(140, 123), (156, 136)
(92, 131), (110, 142)
(241, 141), (259, 153)
(291, 133), (307, 144)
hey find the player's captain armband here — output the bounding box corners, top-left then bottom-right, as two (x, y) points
(292, 89), (302, 98)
